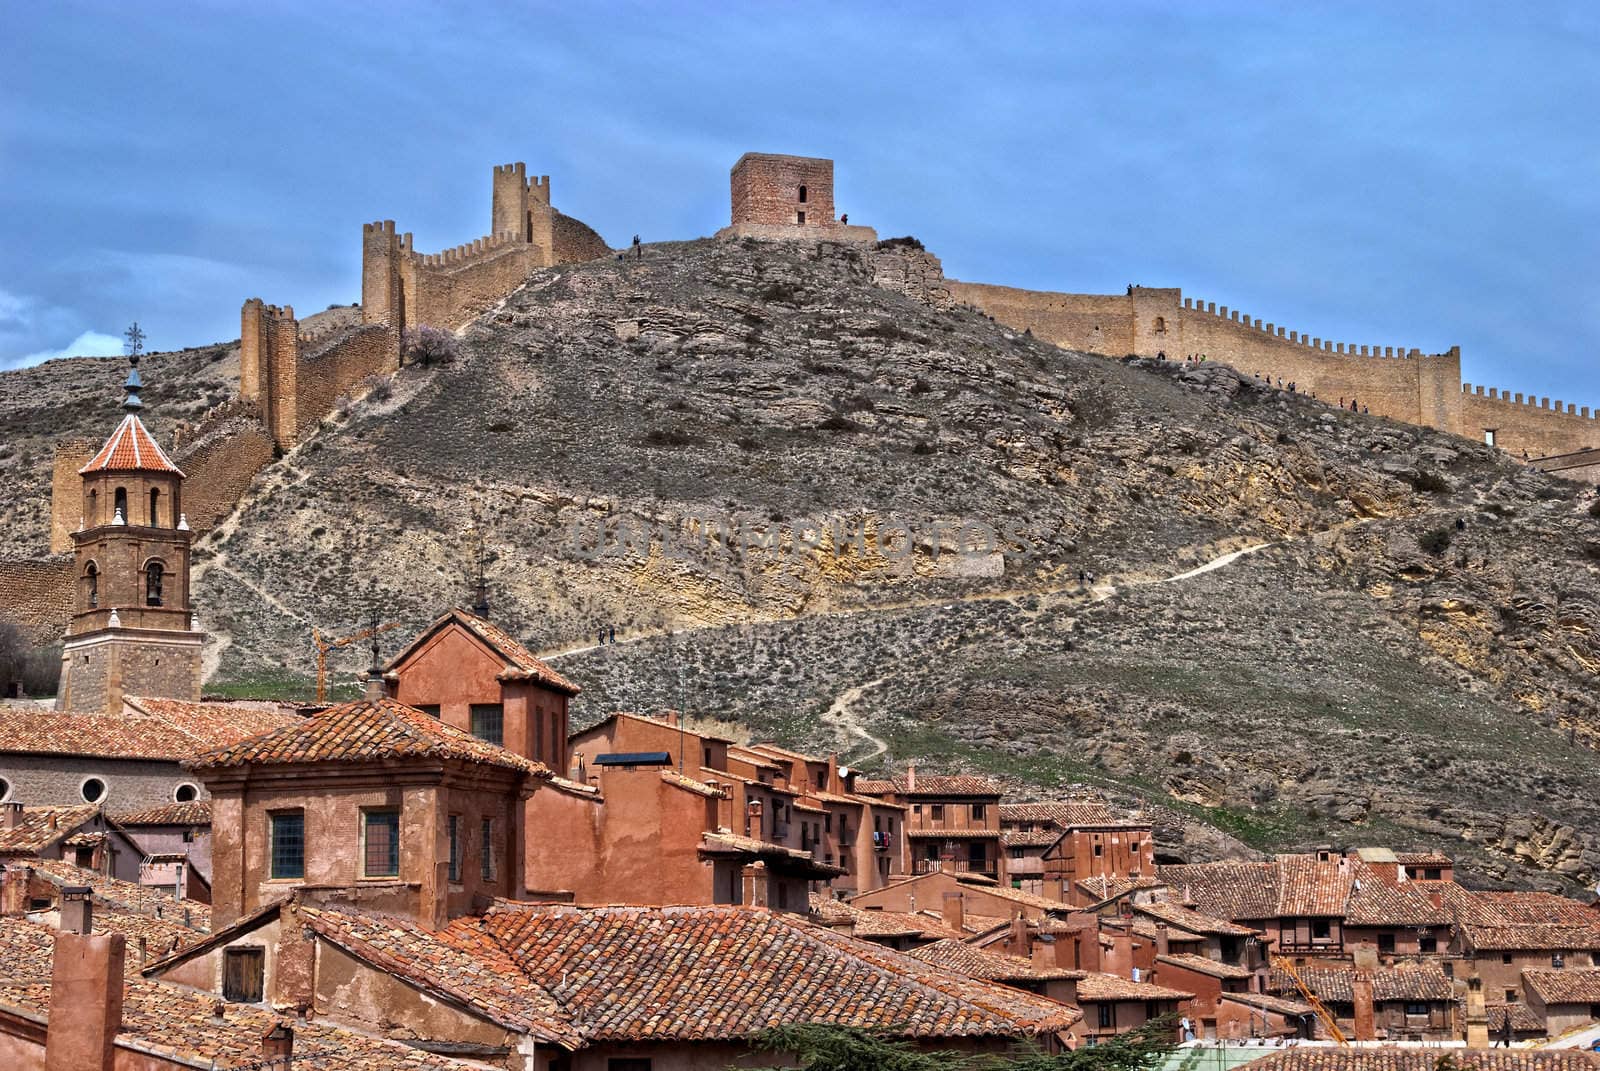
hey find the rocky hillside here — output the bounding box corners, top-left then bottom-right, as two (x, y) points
(4, 239), (1598, 889)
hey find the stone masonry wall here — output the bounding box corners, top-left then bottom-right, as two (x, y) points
(948, 276), (1598, 462)
(405, 242), (544, 331)
(552, 209), (612, 263)
(947, 281), (1135, 356)
(1460, 387), (1600, 459)
(731, 153), (836, 227)
(48, 439), (93, 553)
(171, 415), (275, 534)
(0, 755), (200, 810)
(290, 324), (397, 441)
(871, 246), (952, 308)
(0, 555), (72, 643)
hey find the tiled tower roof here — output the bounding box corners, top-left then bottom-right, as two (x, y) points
(79, 413), (184, 476)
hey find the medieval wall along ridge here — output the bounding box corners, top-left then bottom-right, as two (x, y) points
(947, 278), (1597, 463)
(1460, 385), (1600, 460)
(290, 323), (397, 439)
(171, 408), (275, 535)
(0, 554), (73, 643)
(552, 210), (612, 263)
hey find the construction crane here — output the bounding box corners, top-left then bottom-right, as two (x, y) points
(312, 622), (402, 703)
(1272, 954), (1349, 1045)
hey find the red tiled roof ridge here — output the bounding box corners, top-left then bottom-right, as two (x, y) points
(386, 609), (579, 695)
(80, 413), (184, 476)
(111, 800), (212, 827)
(185, 697), (549, 777)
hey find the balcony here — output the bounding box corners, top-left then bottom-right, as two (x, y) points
(872, 832), (892, 852)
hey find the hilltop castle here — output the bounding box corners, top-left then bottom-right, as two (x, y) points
(2, 151), (1595, 656)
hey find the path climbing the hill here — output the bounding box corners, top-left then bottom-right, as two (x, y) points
(819, 676), (891, 763)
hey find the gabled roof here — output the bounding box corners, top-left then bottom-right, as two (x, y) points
(1000, 799), (1145, 829)
(1075, 971), (1193, 1002)
(1219, 991), (1314, 1018)
(80, 413), (183, 476)
(468, 901), (1083, 1040)
(907, 938), (1087, 983)
(186, 697), (548, 778)
(24, 858), (211, 931)
(1156, 953), (1253, 979)
(1266, 965), (1453, 1002)
(808, 894), (968, 942)
(1436, 886), (1600, 951)
(1134, 900), (1259, 937)
(300, 906), (581, 1049)
(1158, 856), (1447, 926)
(385, 609), (579, 695)
(112, 800), (211, 827)
(1523, 968), (1600, 1005)
(1, 699), (301, 762)
(0, 805), (102, 855)
(854, 773), (1003, 797)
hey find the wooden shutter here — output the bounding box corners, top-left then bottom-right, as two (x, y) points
(223, 947), (265, 1003)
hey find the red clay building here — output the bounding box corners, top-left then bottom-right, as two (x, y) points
(1000, 799), (1157, 902)
(856, 767), (1003, 881)
(384, 608), (579, 773)
(189, 696), (546, 929)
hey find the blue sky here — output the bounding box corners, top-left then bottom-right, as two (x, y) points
(3, 2), (1597, 402)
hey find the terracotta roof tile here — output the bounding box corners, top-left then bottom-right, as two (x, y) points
(1393, 851), (1453, 867)
(79, 414), (183, 476)
(1135, 900), (1260, 937)
(1219, 991), (1315, 1017)
(854, 774), (1003, 797)
(907, 938), (1087, 983)
(1075, 971), (1193, 1002)
(808, 894), (968, 941)
(907, 828), (1002, 839)
(125, 697), (303, 743)
(300, 906), (580, 1048)
(1003, 830), (1061, 848)
(949, 876), (1073, 913)
(111, 801), (211, 827)
(1439, 888), (1600, 951)
(187, 697), (549, 778)
(23, 859), (210, 931)
(387, 609), (579, 695)
(1266, 965), (1453, 1002)
(3, 699), (301, 761)
(1156, 953), (1253, 979)
(1075, 874), (1165, 902)
(1241, 1051), (1595, 1071)
(1159, 856), (1446, 927)
(1523, 968), (1600, 1005)
(468, 901), (1082, 1040)
(0, 805), (101, 854)
(1000, 800), (1144, 829)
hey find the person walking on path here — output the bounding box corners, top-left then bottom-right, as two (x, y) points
(597, 627), (606, 647)
(609, 625), (616, 644)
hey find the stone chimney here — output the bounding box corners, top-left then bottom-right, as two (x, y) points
(59, 885), (93, 935)
(1465, 975), (1490, 1047)
(1, 801), (23, 830)
(905, 762), (916, 793)
(1351, 969), (1376, 1042)
(942, 891), (964, 933)
(1103, 925), (1134, 979)
(364, 665), (386, 701)
(0, 863), (30, 915)
(1155, 922), (1170, 959)
(1007, 913), (1031, 958)
(262, 1021), (294, 1068)
(45, 926), (124, 1070)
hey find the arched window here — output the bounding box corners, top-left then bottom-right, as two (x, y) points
(88, 488), (98, 524)
(798, 184), (807, 204)
(145, 560), (164, 607)
(1154, 316), (1167, 334)
(85, 562), (98, 608)
(149, 488), (160, 526)
(113, 487), (127, 521)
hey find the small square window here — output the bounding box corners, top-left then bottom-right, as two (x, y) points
(972, 803), (987, 822)
(418, 704), (440, 719)
(796, 210), (806, 225)
(1502, 952), (1514, 965)
(930, 804), (944, 821)
(470, 704), (504, 746)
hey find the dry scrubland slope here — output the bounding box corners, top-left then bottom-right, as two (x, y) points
(4, 239), (1599, 888)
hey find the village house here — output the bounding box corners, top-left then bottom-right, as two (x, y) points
(1520, 969), (1600, 1039)
(855, 766), (1003, 881)
(111, 798), (213, 902)
(847, 867), (1075, 939)
(383, 607), (579, 773)
(999, 798), (1157, 901)
(807, 890), (970, 949)
(187, 692), (546, 930)
(0, 801), (146, 883)
(1264, 964), (1457, 1041)
(1432, 885), (1600, 1007)
(145, 894), (1084, 1069)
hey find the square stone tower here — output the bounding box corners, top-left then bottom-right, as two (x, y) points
(721, 153), (876, 243)
(731, 153), (837, 229)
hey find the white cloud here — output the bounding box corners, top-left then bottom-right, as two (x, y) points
(18, 329), (125, 365)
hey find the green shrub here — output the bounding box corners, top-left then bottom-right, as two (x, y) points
(1419, 528), (1452, 554)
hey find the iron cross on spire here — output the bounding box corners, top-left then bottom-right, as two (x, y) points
(123, 322), (146, 360)
(122, 321), (147, 412)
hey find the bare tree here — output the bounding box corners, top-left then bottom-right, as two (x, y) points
(402, 325), (460, 367)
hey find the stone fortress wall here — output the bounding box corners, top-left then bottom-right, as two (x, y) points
(12, 162), (611, 646)
(947, 281), (1599, 462)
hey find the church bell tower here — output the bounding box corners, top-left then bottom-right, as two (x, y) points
(56, 350), (203, 712)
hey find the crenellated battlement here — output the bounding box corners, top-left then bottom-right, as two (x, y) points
(1180, 296), (1455, 361)
(1463, 383), (1596, 420)
(413, 230), (523, 269)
